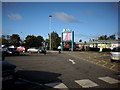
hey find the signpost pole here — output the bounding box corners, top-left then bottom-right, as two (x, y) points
(72, 31), (74, 51)
(61, 32), (63, 51)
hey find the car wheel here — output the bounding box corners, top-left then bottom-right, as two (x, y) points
(44, 52), (46, 55)
(111, 59), (115, 62)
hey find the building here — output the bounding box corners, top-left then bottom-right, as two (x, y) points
(75, 40), (120, 51)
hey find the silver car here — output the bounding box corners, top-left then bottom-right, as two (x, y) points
(110, 47), (120, 62)
(27, 47), (40, 53)
(27, 47), (46, 54)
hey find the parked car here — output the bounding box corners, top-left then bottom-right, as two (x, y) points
(17, 46), (25, 52)
(110, 47), (120, 62)
(2, 50), (10, 56)
(2, 60), (18, 88)
(27, 47), (46, 54)
(2, 47), (20, 56)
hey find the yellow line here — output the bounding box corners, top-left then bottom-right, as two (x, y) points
(102, 60), (108, 66)
(110, 65), (116, 69)
(96, 61), (101, 64)
(67, 53), (120, 72)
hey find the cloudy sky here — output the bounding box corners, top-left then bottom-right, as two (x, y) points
(2, 2), (119, 42)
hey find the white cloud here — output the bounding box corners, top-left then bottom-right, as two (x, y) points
(8, 13), (23, 20)
(53, 12), (79, 23)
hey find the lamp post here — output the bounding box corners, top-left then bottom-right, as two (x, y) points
(20, 32), (22, 45)
(49, 15), (52, 50)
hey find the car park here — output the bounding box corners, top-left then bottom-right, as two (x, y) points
(110, 47), (120, 62)
(27, 47), (46, 54)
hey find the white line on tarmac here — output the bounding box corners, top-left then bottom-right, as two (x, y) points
(69, 59), (75, 64)
(75, 79), (99, 88)
(45, 82), (68, 88)
(98, 76), (120, 84)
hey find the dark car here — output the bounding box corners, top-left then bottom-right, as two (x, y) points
(2, 47), (20, 56)
(2, 60), (18, 89)
(40, 49), (46, 54)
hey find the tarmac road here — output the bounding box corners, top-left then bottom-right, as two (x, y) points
(4, 51), (120, 89)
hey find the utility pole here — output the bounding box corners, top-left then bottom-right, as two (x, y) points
(49, 15), (52, 50)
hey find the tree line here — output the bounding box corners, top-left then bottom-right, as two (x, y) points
(98, 34), (116, 40)
(1, 33), (118, 49)
(1, 31), (61, 49)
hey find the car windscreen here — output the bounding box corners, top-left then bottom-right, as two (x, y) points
(112, 47), (120, 52)
(8, 48), (16, 51)
(2, 47), (8, 51)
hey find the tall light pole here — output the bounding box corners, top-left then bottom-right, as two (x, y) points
(21, 32), (22, 41)
(20, 32), (22, 45)
(49, 15), (52, 50)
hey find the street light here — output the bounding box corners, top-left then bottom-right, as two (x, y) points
(49, 15), (52, 50)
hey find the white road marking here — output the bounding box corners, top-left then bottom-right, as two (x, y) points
(75, 79), (99, 88)
(69, 59), (75, 64)
(45, 82), (68, 88)
(98, 76), (120, 84)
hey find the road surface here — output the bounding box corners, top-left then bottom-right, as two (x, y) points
(4, 51), (120, 89)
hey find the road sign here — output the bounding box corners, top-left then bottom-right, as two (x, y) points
(61, 29), (74, 51)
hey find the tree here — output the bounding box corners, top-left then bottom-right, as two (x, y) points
(2, 35), (14, 46)
(2, 35), (9, 46)
(9, 34), (21, 46)
(98, 34), (116, 40)
(49, 31), (61, 49)
(2, 38), (9, 46)
(107, 34), (116, 40)
(36, 36), (44, 47)
(79, 40), (82, 42)
(98, 35), (108, 40)
(25, 35), (44, 47)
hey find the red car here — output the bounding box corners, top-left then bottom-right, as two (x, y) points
(17, 46), (25, 52)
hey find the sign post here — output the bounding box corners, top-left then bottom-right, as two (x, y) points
(72, 31), (74, 51)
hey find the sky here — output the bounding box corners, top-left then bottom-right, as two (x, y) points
(2, 1), (119, 42)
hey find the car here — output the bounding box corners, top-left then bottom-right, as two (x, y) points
(27, 47), (46, 54)
(17, 46), (25, 52)
(110, 47), (120, 62)
(2, 50), (10, 56)
(2, 47), (20, 56)
(2, 59), (18, 89)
